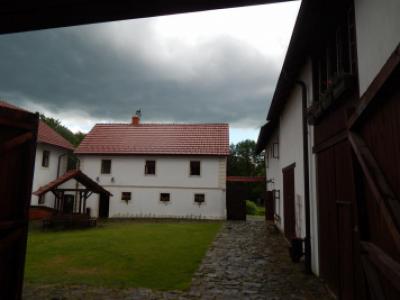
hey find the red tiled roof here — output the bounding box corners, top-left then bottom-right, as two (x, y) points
(75, 123), (229, 156)
(0, 100), (74, 150)
(37, 121), (74, 150)
(0, 100), (28, 111)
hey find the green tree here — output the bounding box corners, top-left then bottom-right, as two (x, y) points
(39, 114), (86, 147)
(227, 139), (265, 176)
(227, 139), (265, 203)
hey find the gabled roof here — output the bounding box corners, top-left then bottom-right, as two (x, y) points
(75, 123), (229, 156)
(33, 169), (111, 196)
(0, 100), (74, 151)
(38, 121), (74, 151)
(257, 0), (349, 153)
(266, 0), (350, 121)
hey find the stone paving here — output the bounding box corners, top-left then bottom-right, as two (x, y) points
(23, 220), (333, 299)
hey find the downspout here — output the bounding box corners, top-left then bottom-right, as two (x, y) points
(296, 80), (312, 274)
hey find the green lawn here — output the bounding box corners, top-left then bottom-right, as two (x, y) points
(25, 220), (222, 290)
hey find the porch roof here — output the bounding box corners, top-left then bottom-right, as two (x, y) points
(33, 169), (111, 196)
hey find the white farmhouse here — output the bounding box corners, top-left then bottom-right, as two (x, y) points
(0, 101), (74, 208)
(75, 115), (229, 219)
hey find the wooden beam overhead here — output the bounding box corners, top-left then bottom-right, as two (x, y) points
(0, 0), (293, 34)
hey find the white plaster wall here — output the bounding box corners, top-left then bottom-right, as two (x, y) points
(307, 124), (320, 275)
(31, 143), (70, 208)
(355, 0), (400, 95)
(264, 59), (320, 274)
(78, 155), (227, 219)
(264, 130), (282, 225)
(279, 85), (304, 238)
(85, 187), (225, 219)
(79, 155), (224, 188)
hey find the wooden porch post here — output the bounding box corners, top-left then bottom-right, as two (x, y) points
(83, 191), (88, 215)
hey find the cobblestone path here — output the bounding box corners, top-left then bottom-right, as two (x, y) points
(23, 220), (332, 299)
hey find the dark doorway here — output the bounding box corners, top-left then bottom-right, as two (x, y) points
(62, 195), (74, 214)
(98, 194), (110, 218)
(265, 191), (274, 221)
(226, 182), (246, 220)
(283, 164), (296, 240)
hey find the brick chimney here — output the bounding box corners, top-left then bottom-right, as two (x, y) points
(131, 109), (141, 125)
(131, 115), (140, 125)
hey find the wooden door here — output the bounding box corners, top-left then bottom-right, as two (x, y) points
(283, 164), (296, 240)
(317, 140), (356, 299)
(265, 191), (274, 221)
(0, 106), (38, 299)
(98, 194), (109, 218)
(348, 61), (400, 299)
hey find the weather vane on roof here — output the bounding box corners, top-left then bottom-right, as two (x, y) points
(136, 109), (142, 118)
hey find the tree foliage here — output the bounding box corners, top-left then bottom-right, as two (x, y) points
(39, 114), (86, 147)
(227, 140), (265, 203)
(227, 139), (265, 176)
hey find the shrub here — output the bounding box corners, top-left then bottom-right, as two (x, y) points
(246, 200), (258, 215)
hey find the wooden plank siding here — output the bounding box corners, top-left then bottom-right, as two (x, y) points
(0, 107), (38, 299)
(351, 66), (400, 299)
(283, 165), (296, 240)
(313, 86), (360, 299)
(316, 145), (339, 296)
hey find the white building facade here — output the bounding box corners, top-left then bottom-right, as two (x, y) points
(260, 59), (320, 275)
(75, 119), (229, 220)
(78, 155), (227, 219)
(31, 143), (70, 207)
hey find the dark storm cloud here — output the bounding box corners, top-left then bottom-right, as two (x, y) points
(0, 21), (279, 127)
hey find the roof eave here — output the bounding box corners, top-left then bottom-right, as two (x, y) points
(255, 119), (278, 155)
(266, 0), (318, 121)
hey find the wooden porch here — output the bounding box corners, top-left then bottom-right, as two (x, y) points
(32, 169), (112, 229)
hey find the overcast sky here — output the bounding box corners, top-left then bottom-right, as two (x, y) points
(0, 1), (300, 144)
